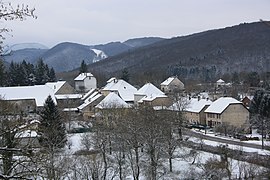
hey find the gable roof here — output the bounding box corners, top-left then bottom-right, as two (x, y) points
(96, 92), (129, 109)
(0, 85), (57, 107)
(185, 98), (212, 113)
(205, 97), (242, 114)
(103, 79), (137, 102)
(55, 94), (82, 100)
(106, 77), (117, 83)
(217, 79), (225, 83)
(74, 73), (94, 81)
(135, 83), (165, 96)
(161, 77), (175, 86)
(45, 81), (66, 94)
(81, 89), (96, 101)
(78, 92), (103, 110)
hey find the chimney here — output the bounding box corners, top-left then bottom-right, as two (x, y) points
(198, 95), (201, 101)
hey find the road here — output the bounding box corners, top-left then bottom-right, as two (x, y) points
(183, 129), (270, 151)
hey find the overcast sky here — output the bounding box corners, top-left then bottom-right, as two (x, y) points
(3, 0), (270, 48)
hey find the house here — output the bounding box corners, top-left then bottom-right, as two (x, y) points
(96, 92), (130, 109)
(135, 83), (172, 107)
(101, 78), (137, 103)
(0, 85), (56, 113)
(46, 81), (75, 95)
(204, 97), (249, 128)
(55, 94), (82, 109)
(74, 73), (97, 92)
(160, 76), (185, 94)
(46, 81), (82, 109)
(241, 96), (253, 108)
(216, 79), (226, 88)
(77, 91), (104, 120)
(183, 97), (212, 125)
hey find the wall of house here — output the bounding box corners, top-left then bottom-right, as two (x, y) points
(56, 82), (76, 95)
(57, 98), (81, 109)
(10, 99), (36, 114)
(84, 76), (97, 91)
(75, 81), (85, 92)
(184, 111), (200, 124)
(81, 96), (104, 121)
(221, 104), (249, 128)
(134, 94), (145, 104)
(161, 79), (185, 94)
(206, 113), (222, 127)
(148, 97), (172, 107)
(199, 106), (210, 125)
(206, 104), (249, 128)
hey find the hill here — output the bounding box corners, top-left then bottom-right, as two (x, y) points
(2, 37), (164, 72)
(87, 21), (270, 84)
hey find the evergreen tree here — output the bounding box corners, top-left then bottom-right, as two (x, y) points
(48, 67), (56, 82)
(231, 72), (240, 84)
(38, 95), (66, 150)
(79, 60), (88, 73)
(246, 72), (260, 87)
(121, 68), (130, 82)
(250, 90), (265, 115)
(259, 93), (270, 118)
(35, 59), (49, 85)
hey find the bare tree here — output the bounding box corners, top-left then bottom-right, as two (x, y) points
(0, 1), (36, 53)
(0, 99), (40, 179)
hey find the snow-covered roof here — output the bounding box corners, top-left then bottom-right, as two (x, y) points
(185, 98), (212, 113)
(217, 79), (225, 83)
(198, 92), (209, 99)
(55, 94), (82, 100)
(0, 85), (57, 107)
(103, 79), (137, 102)
(135, 83), (165, 96)
(74, 73), (94, 81)
(45, 81), (66, 94)
(205, 97), (242, 114)
(106, 77), (117, 83)
(15, 130), (38, 138)
(78, 93), (103, 110)
(81, 89), (95, 101)
(63, 108), (79, 112)
(138, 94), (167, 103)
(160, 77), (175, 86)
(96, 92), (129, 109)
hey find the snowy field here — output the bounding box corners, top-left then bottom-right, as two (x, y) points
(64, 132), (268, 179)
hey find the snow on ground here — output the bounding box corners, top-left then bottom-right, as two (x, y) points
(191, 128), (270, 148)
(65, 131), (268, 179)
(66, 133), (83, 153)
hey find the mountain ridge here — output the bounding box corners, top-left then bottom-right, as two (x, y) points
(86, 21), (270, 84)
(2, 37), (164, 72)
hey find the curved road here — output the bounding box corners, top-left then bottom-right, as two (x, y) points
(183, 129), (270, 151)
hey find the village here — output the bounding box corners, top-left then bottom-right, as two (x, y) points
(0, 70), (269, 179)
(0, 72), (253, 134)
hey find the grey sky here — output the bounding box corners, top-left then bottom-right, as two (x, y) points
(3, 0), (270, 48)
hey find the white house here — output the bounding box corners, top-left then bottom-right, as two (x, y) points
(0, 85), (57, 112)
(74, 73), (97, 92)
(135, 83), (171, 106)
(96, 92), (130, 109)
(204, 97), (249, 128)
(101, 78), (137, 102)
(216, 79), (226, 87)
(160, 76), (185, 93)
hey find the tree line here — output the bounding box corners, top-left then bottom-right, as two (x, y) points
(0, 59), (56, 87)
(250, 89), (270, 149)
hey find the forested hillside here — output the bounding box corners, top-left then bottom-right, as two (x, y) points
(88, 21), (270, 85)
